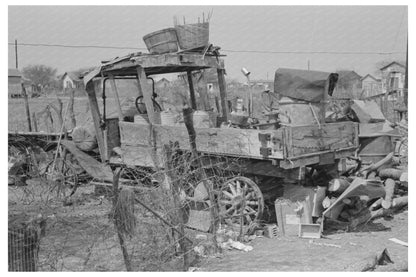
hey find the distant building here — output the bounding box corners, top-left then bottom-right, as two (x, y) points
(8, 68), (22, 98)
(61, 71), (84, 93)
(250, 79), (274, 91)
(379, 61), (406, 97)
(333, 70), (362, 99)
(361, 74), (382, 98)
(8, 68), (33, 98)
(155, 77), (170, 89)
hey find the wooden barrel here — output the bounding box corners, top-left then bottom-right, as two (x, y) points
(143, 28), (179, 54)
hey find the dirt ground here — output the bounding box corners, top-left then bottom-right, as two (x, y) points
(198, 210), (408, 271)
(8, 178), (408, 272)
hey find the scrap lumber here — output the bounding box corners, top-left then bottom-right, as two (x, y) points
(371, 196), (408, 220)
(312, 186), (327, 217)
(323, 178), (385, 220)
(392, 196), (408, 208)
(60, 140), (113, 182)
(360, 152), (394, 174)
(399, 172), (408, 182)
(328, 178), (350, 193)
(381, 178), (395, 209)
(326, 203), (345, 220)
(388, 238), (408, 247)
(349, 208), (371, 229)
(378, 168), (403, 180)
(369, 198), (383, 211)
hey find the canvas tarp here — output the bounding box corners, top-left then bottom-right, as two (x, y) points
(274, 68), (339, 103)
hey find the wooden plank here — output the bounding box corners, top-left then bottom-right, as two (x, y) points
(21, 84), (32, 132)
(61, 140), (113, 181)
(119, 122), (284, 159)
(102, 53), (224, 75)
(136, 66), (156, 124)
(217, 69), (228, 121)
(108, 75), (124, 121)
(284, 122), (358, 158)
(187, 71), (197, 109)
(111, 144), (162, 168)
(86, 82), (106, 162)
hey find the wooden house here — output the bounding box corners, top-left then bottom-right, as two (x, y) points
(361, 74), (382, 98)
(379, 61), (406, 97)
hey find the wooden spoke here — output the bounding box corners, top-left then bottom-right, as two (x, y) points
(218, 176), (264, 226)
(222, 190), (234, 199)
(228, 182), (237, 196)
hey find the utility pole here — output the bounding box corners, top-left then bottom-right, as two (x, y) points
(404, 37), (408, 109)
(15, 39), (18, 69)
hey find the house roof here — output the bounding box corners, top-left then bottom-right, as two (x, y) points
(62, 71), (82, 82)
(336, 70), (362, 80)
(361, 74), (381, 82)
(379, 61), (405, 71)
(8, 68), (22, 77)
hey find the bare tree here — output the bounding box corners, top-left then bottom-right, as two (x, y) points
(22, 65), (57, 93)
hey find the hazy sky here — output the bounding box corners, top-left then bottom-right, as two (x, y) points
(8, 5), (407, 81)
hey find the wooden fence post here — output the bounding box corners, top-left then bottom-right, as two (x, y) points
(31, 112), (38, 132)
(163, 144), (190, 271)
(21, 83), (32, 132)
(68, 89), (76, 129)
(182, 107), (219, 252)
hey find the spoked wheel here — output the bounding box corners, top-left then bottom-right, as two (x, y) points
(218, 176), (264, 225)
(44, 157), (79, 198)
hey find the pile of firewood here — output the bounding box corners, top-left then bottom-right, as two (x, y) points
(320, 152), (408, 231)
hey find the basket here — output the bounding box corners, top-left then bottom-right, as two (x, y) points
(175, 23), (209, 50)
(143, 28), (179, 54)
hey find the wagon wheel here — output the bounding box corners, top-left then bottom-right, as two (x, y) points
(44, 157), (79, 198)
(218, 176), (264, 225)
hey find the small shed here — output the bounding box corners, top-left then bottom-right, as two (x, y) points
(8, 69), (23, 98)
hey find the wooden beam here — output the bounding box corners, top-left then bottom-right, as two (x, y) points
(136, 66), (157, 124)
(217, 68), (228, 121)
(187, 71), (197, 109)
(108, 75), (124, 121)
(85, 81), (106, 162)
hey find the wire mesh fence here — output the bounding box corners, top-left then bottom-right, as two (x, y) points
(8, 130), (275, 271)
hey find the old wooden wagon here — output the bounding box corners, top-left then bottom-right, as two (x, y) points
(55, 47), (358, 225)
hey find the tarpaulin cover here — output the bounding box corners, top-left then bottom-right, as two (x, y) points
(274, 68), (339, 103)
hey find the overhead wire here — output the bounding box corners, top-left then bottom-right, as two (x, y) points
(8, 42), (405, 55)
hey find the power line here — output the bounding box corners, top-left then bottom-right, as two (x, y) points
(8, 42), (406, 55)
(8, 42), (145, 50)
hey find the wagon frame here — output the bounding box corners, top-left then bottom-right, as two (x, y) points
(75, 48), (359, 224)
